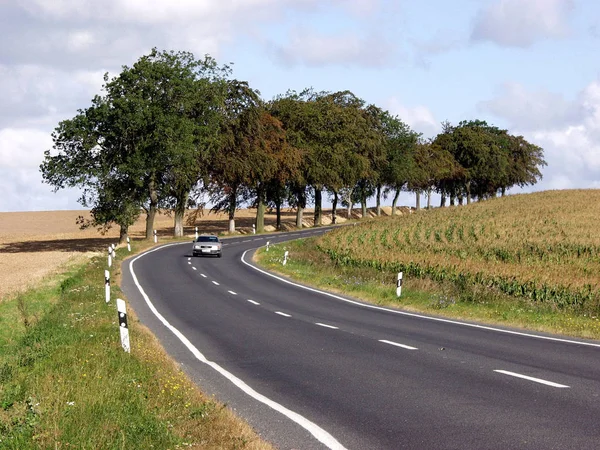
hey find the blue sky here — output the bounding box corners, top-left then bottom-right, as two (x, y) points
(1, 0), (599, 211)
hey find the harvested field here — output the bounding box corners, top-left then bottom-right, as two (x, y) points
(1, 205), (389, 300)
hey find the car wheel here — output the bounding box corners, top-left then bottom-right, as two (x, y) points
(217, 253), (222, 258)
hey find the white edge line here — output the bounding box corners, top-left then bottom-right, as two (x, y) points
(494, 370), (570, 388)
(379, 340), (418, 350)
(228, 290), (237, 295)
(129, 244), (346, 450)
(316, 323), (338, 329)
(276, 311), (291, 317)
(247, 299), (260, 305)
(240, 249), (600, 349)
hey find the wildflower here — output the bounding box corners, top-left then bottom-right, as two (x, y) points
(66, 401), (75, 406)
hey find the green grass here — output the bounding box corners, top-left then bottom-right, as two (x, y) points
(0, 242), (272, 450)
(256, 238), (600, 340)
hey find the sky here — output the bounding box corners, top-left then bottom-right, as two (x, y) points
(1, 0), (599, 212)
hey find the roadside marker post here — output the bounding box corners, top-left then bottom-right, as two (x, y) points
(252, 224), (256, 235)
(396, 272), (403, 297)
(127, 236), (131, 252)
(195, 227), (198, 239)
(104, 270), (110, 303)
(111, 244), (116, 259)
(153, 230), (157, 244)
(266, 241), (270, 252)
(117, 299), (130, 353)
(283, 250), (289, 266)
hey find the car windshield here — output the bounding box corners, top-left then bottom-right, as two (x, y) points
(196, 236), (219, 243)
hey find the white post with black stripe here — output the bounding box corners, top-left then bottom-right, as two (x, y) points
(396, 272), (403, 297)
(127, 236), (131, 252)
(252, 224), (256, 235)
(153, 230), (157, 243)
(111, 244), (116, 259)
(283, 250), (289, 266)
(107, 245), (112, 268)
(104, 270), (110, 303)
(266, 241), (270, 252)
(117, 299), (130, 353)
(195, 227), (198, 240)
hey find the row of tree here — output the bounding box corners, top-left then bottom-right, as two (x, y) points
(41, 49), (546, 241)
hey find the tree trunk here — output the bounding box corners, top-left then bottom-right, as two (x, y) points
(314, 187), (322, 226)
(426, 188), (432, 209)
(440, 192), (446, 207)
(296, 189), (306, 229)
(119, 226), (128, 244)
(346, 188), (353, 219)
(332, 191), (338, 224)
(450, 195), (456, 206)
(501, 187), (506, 197)
(458, 195), (464, 206)
(173, 191), (188, 238)
(228, 189), (236, 233)
(415, 191), (421, 211)
(255, 184), (265, 233)
(466, 181), (471, 205)
(361, 196), (367, 219)
(391, 189), (400, 216)
(145, 177), (158, 240)
(275, 201), (281, 230)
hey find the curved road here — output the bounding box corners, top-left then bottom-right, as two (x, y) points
(121, 228), (600, 449)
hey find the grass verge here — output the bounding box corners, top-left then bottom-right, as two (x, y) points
(0, 240), (273, 450)
(255, 238), (600, 340)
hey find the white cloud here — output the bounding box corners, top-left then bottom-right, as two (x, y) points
(481, 78), (600, 191)
(477, 82), (583, 130)
(271, 27), (394, 68)
(471, 0), (574, 47)
(386, 98), (440, 139)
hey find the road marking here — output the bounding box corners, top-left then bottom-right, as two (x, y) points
(243, 239), (251, 242)
(494, 370), (570, 388)
(187, 258), (191, 261)
(212, 281), (220, 286)
(188, 261), (192, 265)
(247, 299), (260, 305)
(228, 290), (237, 295)
(316, 323), (338, 330)
(129, 246), (346, 450)
(276, 311), (291, 317)
(379, 340), (418, 350)
(254, 238), (264, 241)
(200, 273), (207, 278)
(240, 250), (600, 349)
(192, 267), (197, 271)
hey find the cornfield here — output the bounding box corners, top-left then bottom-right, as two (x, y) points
(317, 190), (600, 311)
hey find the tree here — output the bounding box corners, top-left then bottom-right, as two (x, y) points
(102, 49), (229, 238)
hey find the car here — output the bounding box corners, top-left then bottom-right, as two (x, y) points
(192, 234), (222, 257)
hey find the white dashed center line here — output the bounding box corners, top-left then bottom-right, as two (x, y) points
(494, 370), (570, 388)
(247, 299), (260, 305)
(379, 340), (418, 350)
(228, 290), (237, 295)
(316, 323), (338, 330)
(192, 267), (197, 271)
(275, 311), (291, 317)
(200, 273), (207, 278)
(212, 281), (220, 286)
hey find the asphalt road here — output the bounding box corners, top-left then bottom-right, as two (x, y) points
(121, 227), (600, 449)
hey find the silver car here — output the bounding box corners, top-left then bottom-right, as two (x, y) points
(192, 235), (222, 257)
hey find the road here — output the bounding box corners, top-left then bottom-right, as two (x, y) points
(121, 227), (600, 449)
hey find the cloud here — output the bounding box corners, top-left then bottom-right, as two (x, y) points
(471, 0), (574, 47)
(477, 82), (583, 130)
(386, 98), (440, 139)
(481, 79), (600, 191)
(270, 27), (395, 68)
